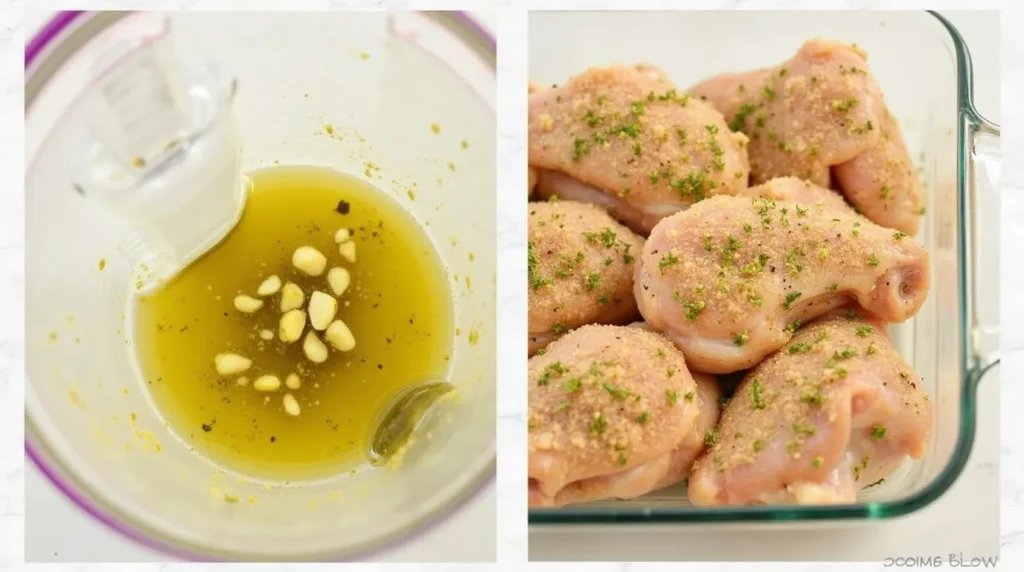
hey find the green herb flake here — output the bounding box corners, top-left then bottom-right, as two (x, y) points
(831, 98), (858, 112)
(589, 414), (608, 435)
(750, 379), (767, 410)
(684, 391), (695, 402)
(666, 389), (679, 406)
(704, 428), (719, 447)
(635, 411), (651, 424)
(603, 382), (631, 400)
(868, 254), (880, 267)
(563, 377), (582, 393)
(733, 331), (750, 347)
(783, 291), (803, 310)
(659, 252), (680, 273)
(855, 325), (874, 337)
(872, 425), (887, 440)
(571, 137), (591, 162)
(792, 423), (817, 436)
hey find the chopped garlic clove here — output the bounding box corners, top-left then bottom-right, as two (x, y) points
(285, 373), (301, 390)
(338, 241), (356, 263)
(334, 228), (351, 244)
(325, 319), (356, 352)
(280, 282), (305, 312)
(214, 353), (252, 375)
(308, 291), (338, 331)
(292, 246), (327, 276)
(253, 375), (281, 392)
(256, 275), (282, 296)
(234, 295), (264, 313)
(303, 332), (329, 363)
(283, 393), (301, 416)
(236, 376), (250, 386)
(259, 329), (274, 341)
(327, 267), (351, 297)
(279, 309), (306, 343)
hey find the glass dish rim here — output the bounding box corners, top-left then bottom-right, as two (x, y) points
(530, 9), (1000, 525)
(23, 9), (497, 561)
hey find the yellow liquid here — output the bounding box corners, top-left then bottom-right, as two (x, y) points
(134, 165), (452, 480)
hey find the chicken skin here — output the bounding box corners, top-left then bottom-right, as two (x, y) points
(689, 38), (923, 236)
(528, 201), (644, 355)
(688, 310), (933, 506)
(832, 107), (923, 235)
(528, 325), (720, 507)
(636, 195), (929, 373)
(739, 177), (853, 215)
(529, 64), (750, 235)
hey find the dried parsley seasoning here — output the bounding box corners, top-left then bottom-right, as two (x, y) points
(872, 425), (887, 439)
(855, 325), (874, 337)
(683, 390), (695, 402)
(665, 389), (679, 406)
(704, 428), (719, 447)
(589, 414), (608, 435)
(831, 98), (858, 112)
(658, 252), (680, 273)
(602, 382), (631, 400)
(749, 379), (767, 410)
(730, 103), (759, 132)
(563, 377), (582, 393)
(527, 241), (551, 290)
(792, 423), (816, 436)
(635, 411), (651, 424)
(732, 331), (750, 347)
(783, 291), (803, 310)
(537, 361), (568, 386)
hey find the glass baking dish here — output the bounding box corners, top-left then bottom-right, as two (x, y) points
(528, 10), (1000, 525)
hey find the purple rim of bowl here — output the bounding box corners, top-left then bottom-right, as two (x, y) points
(24, 9), (497, 562)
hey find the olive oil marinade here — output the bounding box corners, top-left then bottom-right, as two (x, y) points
(134, 166), (452, 480)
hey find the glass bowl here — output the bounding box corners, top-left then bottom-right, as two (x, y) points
(528, 10), (1000, 526)
(25, 10), (495, 561)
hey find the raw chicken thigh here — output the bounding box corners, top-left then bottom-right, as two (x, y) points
(688, 309), (933, 506)
(528, 201), (644, 355)
(689, 38), (923, 235)
(832, 107), (923, 235)
(528, 325), (720, 507)
(529, 64), (750, 234)
(636, 195), (929, 373)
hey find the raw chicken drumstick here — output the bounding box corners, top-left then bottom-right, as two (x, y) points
(689, 38), (923, 235)
(529, 64), (750, 235)
(688, 309), (933, 506)
(528, 201), (644, 355)
(529, 325), (720, 508)
(636, 195), (929, 373)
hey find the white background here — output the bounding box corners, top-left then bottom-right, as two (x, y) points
(0, 0), (1022, 571)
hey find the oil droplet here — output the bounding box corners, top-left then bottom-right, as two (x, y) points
(430, 123), (441, 135)
(98, 258), (106, 271)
